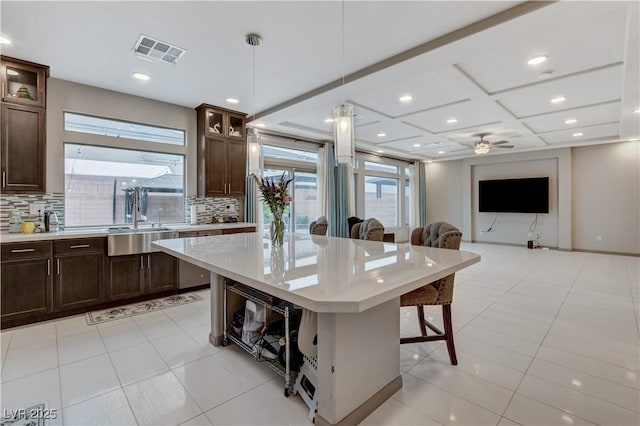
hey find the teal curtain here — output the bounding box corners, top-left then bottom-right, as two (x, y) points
(245, 176), (257, 223)
(327, 144), (349, 237)
(417, 162), (427, 226)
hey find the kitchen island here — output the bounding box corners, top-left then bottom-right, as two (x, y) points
(154, 232), (480, 426)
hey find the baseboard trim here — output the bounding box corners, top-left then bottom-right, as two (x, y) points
(572, 248), (639, 257)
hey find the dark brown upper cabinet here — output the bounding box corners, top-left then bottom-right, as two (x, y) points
(196, 104), (247, 198)
(1, 56), (49, 194)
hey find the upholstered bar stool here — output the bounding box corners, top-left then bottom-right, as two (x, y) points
(350, 218), (385, 241)
(309, 216), (328, 236)
(400, 222), (462, 365)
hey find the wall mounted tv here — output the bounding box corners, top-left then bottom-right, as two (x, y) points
(479, 177), (549, 213)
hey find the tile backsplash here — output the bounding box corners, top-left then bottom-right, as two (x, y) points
(0, 193), (65, 232)
(185, 196), (243, 224)
(0, 193), (243, 232)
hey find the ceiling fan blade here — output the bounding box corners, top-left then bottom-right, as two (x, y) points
(491, 140), (510, 145)
(449, 146), (473, 153)
(494, 145), (514, 148)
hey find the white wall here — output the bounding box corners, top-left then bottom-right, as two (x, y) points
(470, 158), (559, 247)
(46, 78), (197, 195)
(572, 141), (639, 254)
(425, 142), (640, 255)
(425, 160), (463, 229)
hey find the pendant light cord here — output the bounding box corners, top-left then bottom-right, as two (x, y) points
(341, 0), (345, 103)
(252, 44), (256, 123)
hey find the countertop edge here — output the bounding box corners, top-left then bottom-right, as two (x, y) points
(0, 222), (257, 243)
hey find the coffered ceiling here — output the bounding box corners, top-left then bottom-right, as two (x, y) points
(1, 1), (638, 161)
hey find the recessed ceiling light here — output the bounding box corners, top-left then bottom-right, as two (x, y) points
(427, 160), (433, 163)
(376, 149), (384, 153)
(399, 95), (413, 103)
(255, 123), (266, 128)
(634, 108), (640, 113)
(438, 150), (446, 154)
(527, 55), (548, 65)
(573, 132), (584, 137)
(413, 143), (421, 147)
(226, 97), (239, 104)
(0, 36), (11, 45)
(132, 72), (150, 81)
(377, 133), (386, 137)
(324, 118), (334, 123)
(551, 96), (566, 104)
(6, 69), (19, 76)
(565, 119), (577, 124)
(538, 71), (553, 80)
(446, 118), (458, 124)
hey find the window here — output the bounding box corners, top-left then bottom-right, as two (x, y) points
(64, 112), (185, 146)
(64, 144), (184, 226)
(262, 140), (320, 237)
(355, 155), (411, 229)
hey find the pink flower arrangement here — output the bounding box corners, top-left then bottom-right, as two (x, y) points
(251, 173), (293, 220)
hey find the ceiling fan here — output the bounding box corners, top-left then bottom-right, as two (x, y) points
(470, 134), (514, 155)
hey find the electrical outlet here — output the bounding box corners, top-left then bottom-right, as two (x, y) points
(29, 203), (44, 215)
(535, 232), (540, 238)
(596, 235), (602, 241)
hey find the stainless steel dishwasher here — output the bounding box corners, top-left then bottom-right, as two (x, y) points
(177, 230), (220, 289)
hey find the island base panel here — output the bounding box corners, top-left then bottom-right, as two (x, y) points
(209, 272), (225, 346)
(317, 299), (401, 425)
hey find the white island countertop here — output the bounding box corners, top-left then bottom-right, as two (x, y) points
(153, 232), (480, 313)
(0, 222), (256, 243)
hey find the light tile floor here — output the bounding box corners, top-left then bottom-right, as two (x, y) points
(1, 243), (638, 425)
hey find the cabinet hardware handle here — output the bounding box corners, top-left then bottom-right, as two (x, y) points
(11, 248), (35, 253)
(2, 171), (5, 188)
(69, 244), (90, 249)
(147, 254), (151, 269)
(1, 82), (4, 99)
(140, 256), (144, 270)
(56, 258), (61, 275)
(47, 259), (51, 276)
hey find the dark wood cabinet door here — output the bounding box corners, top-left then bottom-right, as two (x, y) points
(1, 103), (45, 193)
(227, 139), (247, 196)
(1, 56), (48, 108)
(146, 252), (177, 293)
(55, 254), (105, 311)
(205, 137), (227, 196)
(1, 258), (53, 322)
(108, 255), (144, 301)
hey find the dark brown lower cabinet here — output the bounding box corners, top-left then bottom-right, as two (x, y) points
(53, 238), (106, 311)
(108, 254), (145, 301)
(108, 252), (177, 300)
(147, 252), (177, 294)
(55, 253), (105, 311)
(1, 258), (53, 323)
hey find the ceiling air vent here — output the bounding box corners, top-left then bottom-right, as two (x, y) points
(132, 34), (186, 65)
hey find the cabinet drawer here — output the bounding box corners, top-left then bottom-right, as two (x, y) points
(221, 227), (256, 235)
(54, 238), (106, 255)
(1, 241), (52, 261)
(179, 230), (222, 238)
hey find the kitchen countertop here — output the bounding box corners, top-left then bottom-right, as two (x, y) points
(153, 232), (480, 313)
(0, 222), (257, 243)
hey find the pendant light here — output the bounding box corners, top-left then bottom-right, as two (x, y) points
(246, 33), (263, 175)
(334, 1), (354, 165)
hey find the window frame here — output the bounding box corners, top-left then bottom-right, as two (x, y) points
(354, 152), (411, 230)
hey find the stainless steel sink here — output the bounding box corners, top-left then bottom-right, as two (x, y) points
(107, 227), (171, 234)
(107, 229), (178, 256)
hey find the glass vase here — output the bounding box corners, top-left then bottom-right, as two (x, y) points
(270, 218), (285, 247)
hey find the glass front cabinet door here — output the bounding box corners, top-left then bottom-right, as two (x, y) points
(1, 57), (48, 108)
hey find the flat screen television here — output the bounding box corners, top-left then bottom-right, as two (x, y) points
(479, 177), (549, 213)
